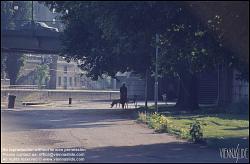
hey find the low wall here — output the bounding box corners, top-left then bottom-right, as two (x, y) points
(1, 89), (120, 103)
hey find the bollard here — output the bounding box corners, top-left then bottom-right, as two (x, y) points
(8, 95), (16, 109)
(69, 97), (72, 105)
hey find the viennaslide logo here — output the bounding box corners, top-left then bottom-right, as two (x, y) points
(219, 144), (249, 163)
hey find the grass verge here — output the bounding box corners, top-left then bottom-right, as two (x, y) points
(136, 104), (249, 149)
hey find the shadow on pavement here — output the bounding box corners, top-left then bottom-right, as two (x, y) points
(84, 142), (246, 163)
(1, 108), (135, 132)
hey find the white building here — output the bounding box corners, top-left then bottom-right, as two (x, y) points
(56, 57), (82, 89)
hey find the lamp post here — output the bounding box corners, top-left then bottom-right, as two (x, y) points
(13, 5), (18, 10)
(155, 33), (159, 112)
(31, 1), (35, 34)
(13, 3), (18, 27)
(31, 1), (34, 22)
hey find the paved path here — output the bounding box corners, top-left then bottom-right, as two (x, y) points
(1, 101), (239, 163)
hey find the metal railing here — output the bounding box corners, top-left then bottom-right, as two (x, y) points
(1, 85), (46, 89)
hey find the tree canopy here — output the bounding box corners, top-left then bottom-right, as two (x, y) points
(41, 1), (248, 109)
(42, 1), (247, 78)
(1, 1), (32, 84)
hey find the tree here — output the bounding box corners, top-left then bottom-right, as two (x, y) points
(41, 1), (174, 78)
(157, 7), (229, 110)
(1, 1), (14, 78)
(5, 53), (25, 85)
(34, 65), (50, 89)
(1, 1), (32, 29)
(1, 1), (31, 84)
(1, 53), (7, 79)
(1, 1), (15, 30)
(42, 1), (246, 110)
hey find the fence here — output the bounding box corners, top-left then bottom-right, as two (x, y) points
(2, 85), (46, 89)
(1, 89), (120, 104)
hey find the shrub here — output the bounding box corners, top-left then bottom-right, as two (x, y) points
(148, 113), (160, 129)
(147, 113), (171, 133)
(180, 128), (190, 139)
(137, 112), (191, 139)
(160, 115), (171, 131)
(137, 111), (147, 123)
(190, 120), (203, 143)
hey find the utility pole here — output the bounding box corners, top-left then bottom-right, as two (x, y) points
(155, 33), (159, 112)
(31, 1), (35, 34)
(32, 1), (34, 22)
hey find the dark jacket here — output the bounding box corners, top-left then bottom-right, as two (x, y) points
(120, 85), (127, 103)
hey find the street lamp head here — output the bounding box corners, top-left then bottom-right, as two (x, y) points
(14, 5), (18, 10)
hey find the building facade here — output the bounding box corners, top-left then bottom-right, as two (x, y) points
(56, 57), (82, 89)
(115, 72), (146, 100)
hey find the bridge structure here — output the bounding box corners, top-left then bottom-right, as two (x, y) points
(1, 28), (64, 89)
(1, 29), (64, 54)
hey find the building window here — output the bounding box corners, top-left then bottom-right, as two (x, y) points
(69, 77), (72, 86)
(58, 76), (61, 86)
(64, 66), (67, 74)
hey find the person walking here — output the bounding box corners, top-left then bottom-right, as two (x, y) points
(120, 83), (127, 109)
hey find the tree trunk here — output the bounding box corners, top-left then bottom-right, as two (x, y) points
(176, 72), (199, 111)
(217, 64), (233, 106)
(144, 69), (148, 108)
(6, 53), (21, 86)
(1, 53), (7, 79)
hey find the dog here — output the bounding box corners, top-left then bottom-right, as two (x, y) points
(110, 99), (121, 108)
(110, 99), (128, 109)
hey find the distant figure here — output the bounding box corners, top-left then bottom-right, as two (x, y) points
(120, 83), (127, 109)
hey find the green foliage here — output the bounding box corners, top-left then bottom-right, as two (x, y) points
(5, 53), (25, 85)
(138, 105), (249, 147)
(190, 120), (203, 143)
(148, 113), (162, 131)
(40, 2), (182, 79)
(41, 2), (248, 111)
(137, 111), (193, 139)
(1, 1), (15, 30)
(34, 65), (50, 89)
(159, 16), (221, 76)
(180, 128), (190, 139)
(1, 1), (32, 30)
(2, 1), (32, 84)
(1, 53), (7, 78)
(41, 2), (247, 110)
(138, 112), (171, 133)
(137, 111), (148, 123)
